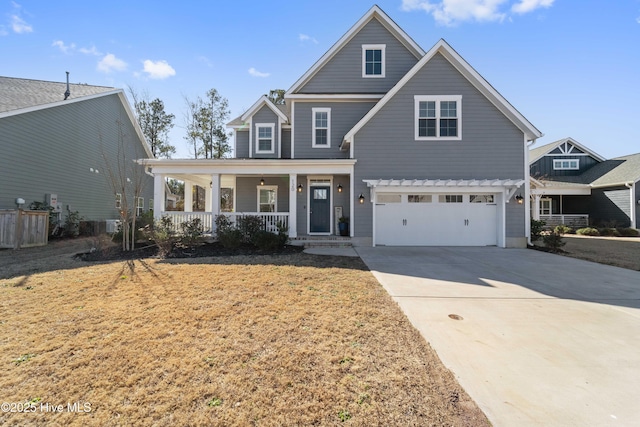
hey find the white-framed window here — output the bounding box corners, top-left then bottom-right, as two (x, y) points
(408, 195), (432, 203)
(553, 159), (579, 170)
(136, 197), (144, 216)
(362, 44), (386, 78)
(255, 123), (275, 154)
(540, 198), (552, 215)
(115, 193), (122, 209)
(149, 199), (154, 211)
(439, 194), (463, 203)
(312, 108), (331, 148)
(415, 95), (462, 141)
(257, 185), (277, 212)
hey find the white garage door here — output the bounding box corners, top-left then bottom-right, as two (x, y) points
(375, 193), (498, 246)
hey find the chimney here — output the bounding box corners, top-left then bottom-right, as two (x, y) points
(64, 71), (70, 100)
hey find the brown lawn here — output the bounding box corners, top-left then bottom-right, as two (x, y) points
(0, 250), (487, 426)
(561, 235), (640, 271)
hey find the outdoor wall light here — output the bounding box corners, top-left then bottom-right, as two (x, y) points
(515, 194), (524, 204)
(337, 183), (343, 193)
(358, 193), (365, 204)
(297, 184), (303, 193)
(260, 178), (265, 186)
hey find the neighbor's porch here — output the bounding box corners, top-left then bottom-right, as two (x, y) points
(530, 179), (591, 228)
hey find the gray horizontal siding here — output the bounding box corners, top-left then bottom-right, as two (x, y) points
(235, 130), (249, 158)
(0, 94), (153, 221)
(293, 101), (375, 159)
(352, 53), (526, 238)
(235, 176), (289, 213)
(530, 155), (599, 179)
(299, 18), (418, 94)
(590, 186), (631, 227)
(251, 106), (279, 159)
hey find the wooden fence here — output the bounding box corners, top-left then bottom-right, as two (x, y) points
(0, 210), (49, 249)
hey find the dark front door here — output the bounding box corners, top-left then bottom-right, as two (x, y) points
(310, 186), (331, 233)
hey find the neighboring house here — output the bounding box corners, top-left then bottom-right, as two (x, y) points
(530, 137), (639, 229)
(142, 5), (542, 247)
(0, 76), (154, 227)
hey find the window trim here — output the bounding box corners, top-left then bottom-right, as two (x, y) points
(553, 158), (580, 170)
(312, 108), (331, 148)
(255, 123), (275, 154)
(414, 95), (462, 141)
(136, 197), (144, 215)
(362, 44), (386, 78)
(257, 185), (278, 213)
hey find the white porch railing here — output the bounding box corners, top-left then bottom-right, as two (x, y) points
(540, 214), (589, 228)
(159, 212), (289, 234)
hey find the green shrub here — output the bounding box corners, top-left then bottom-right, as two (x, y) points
(143, 216), (177, 257)
(554, 224), (572, 235)
(237, 215), (264, 244)
(214, 214), (234, 240)
(576, 227), (599, 236)
(542, 230), (565, 252)
(599, 228), (621, 237)
(64, 210), (82, 237)
(178, 218), (204, 248)
(253, 230), (289, 251)
(218, 229), (243, 249)
(616, 227), (639, 237)
(531, 219), (545, 242)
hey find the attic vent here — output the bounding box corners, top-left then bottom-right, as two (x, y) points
(64, 71), (70, 100)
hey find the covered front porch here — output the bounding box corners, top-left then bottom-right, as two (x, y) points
(139, 159), (357, 238)
(530, 178), (591, 228)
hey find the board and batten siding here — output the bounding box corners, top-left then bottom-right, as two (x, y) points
(251, 106), (279, 159)
(293, 101), (376, 159)
(590, 186), (631, 227)
(281, 129), (291, 159)
(530, 155), (600, 179)
(352, 52), (527, 239)
(0, 93), (153, 221)
(298, 18), (419, 94)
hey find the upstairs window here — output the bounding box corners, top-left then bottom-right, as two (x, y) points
(415, 95), (462, 141)
(255, 123), (275, 154)
(553, 159), (579, 170)
(136, 197), (144, 216)
(362, 44), (385, 78)
(312, 108), (331, 148)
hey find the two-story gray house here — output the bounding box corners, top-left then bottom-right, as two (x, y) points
(530, 137), (639, 229)
(143, 5), (542, 247)
(0, 76), (154, 228)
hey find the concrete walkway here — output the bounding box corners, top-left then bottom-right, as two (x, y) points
(356, 246), (640, 427)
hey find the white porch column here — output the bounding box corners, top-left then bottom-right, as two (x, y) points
(153, 174), (164, 220)
(184, 180), (193, 212)
(289, 174), (298, 238)
(205, 186), (212, 212)
(210, 174), (220, 215)
(533, 194), (541, 220)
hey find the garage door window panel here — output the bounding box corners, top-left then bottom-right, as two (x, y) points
(377, 194), (402, 203)
(439, 194), (463, 203)
(470, 195), (494, 203)
(408, 195), (432, 203)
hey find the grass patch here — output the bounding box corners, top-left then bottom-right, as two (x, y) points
(0, 253), (487, 426)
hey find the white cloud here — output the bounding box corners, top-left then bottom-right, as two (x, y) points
(11, 14), (32, 33)
(97, 53), (128, 73)
(52, 40), (75, 54)
(402, 0), (553, 25)
(512, 0), (554, 14)
(299, 33), (318, 44)
(79, 45), (101, 56)
(248, 67), (270, 78)
(142, 59), (176, 79)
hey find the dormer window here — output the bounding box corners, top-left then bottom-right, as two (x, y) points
(553, 159), (579, 170)
(255, 123), (275, 154)
(362, 44), (385, 78)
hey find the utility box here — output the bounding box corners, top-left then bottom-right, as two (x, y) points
(45, 193), (57, 208)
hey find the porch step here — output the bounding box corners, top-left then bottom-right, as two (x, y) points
(290, 236), (352, 248)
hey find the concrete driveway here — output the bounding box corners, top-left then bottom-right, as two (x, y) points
(355, 246), (640, 427)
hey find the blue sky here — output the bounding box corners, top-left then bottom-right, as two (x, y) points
(2, 0), (639, 159)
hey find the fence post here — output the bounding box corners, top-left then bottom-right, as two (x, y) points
(14, 209), (23, 250)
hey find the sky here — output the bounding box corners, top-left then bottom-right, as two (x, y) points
(2, 0), (639, 159)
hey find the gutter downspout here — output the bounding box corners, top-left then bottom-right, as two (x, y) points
(525, 137), (537, 246)
(626, 182), (636, 229)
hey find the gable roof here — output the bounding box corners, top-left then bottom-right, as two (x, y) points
(0, 76), (115, 114)
(228, 95), (289, 128)
(343, 39), (543, 146)
(586, 153), (640, 187)
(529, 137), (606, 164)
(285, 5), (425, 96)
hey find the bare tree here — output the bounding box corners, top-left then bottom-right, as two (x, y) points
(101, 119), (148, 251)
